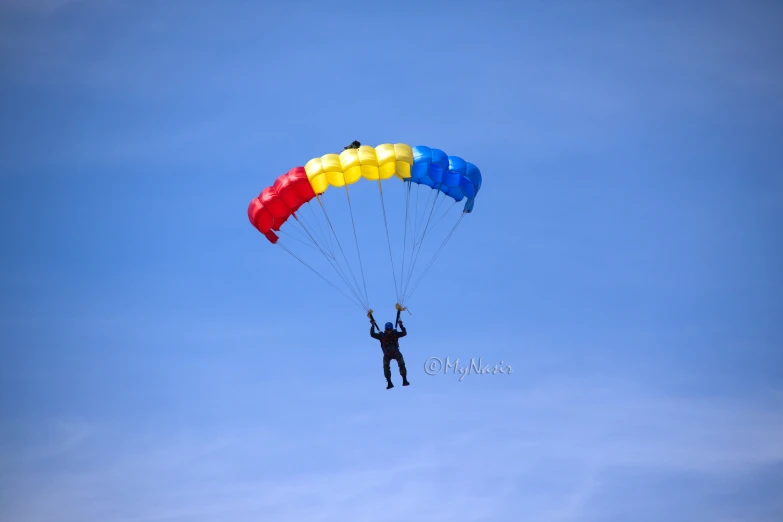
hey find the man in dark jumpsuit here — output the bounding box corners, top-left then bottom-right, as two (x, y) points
(371, 321), (410, 389)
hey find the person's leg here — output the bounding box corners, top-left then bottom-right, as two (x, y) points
(395, 352), (409, 385)
(383, 355), (394, 389)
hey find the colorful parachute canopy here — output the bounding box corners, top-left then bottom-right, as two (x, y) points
(247, 167), (316, 244)
(248, 143), (482, 243)
(409, 145), (482, 213)
(304, 143), (413, 193)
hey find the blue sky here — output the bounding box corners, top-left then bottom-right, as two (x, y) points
(1, 0), (782, 520)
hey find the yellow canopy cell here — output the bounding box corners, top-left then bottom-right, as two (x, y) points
(304, 143), (413, 195)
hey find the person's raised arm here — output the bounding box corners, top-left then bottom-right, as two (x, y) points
(397, 322), (407, 338)
(370, 325), (381, 339)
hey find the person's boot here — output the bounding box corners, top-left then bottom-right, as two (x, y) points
(386, 379), (394, 389)
(402, 377), (410, 386)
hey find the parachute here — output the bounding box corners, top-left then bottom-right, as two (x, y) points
(247, 142), (482, 313)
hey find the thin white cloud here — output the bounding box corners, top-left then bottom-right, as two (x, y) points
(1, 378), (781, 521)
(0, 416), (92, 467)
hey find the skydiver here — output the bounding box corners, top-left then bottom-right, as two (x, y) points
(343, 140), (361, 150)
(370, 320), (410, 389)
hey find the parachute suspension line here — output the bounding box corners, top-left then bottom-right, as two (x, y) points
(402, 189), (442, 299)
(413, 182), (422, 241)
(418, 187), (439, 240)
(290, 209), (363, 307)
(410, 186), (425, 242)
(415, 187), (442, 249)
(419, 199), (459, 244)
(398, 181), (412, 306)
(316, 195), (369, 310)
(377, 178), (400, 303)
(285, 218), (317, 247)
(402, 187), (425, 300)
(406, 185), (417, 259)
(277, 242), (365, 311)
(343, 186), (371, 309)
(277, 229), (320, 251)
(306, 200), (333, 257)
(292, 209), (329, 254)
(402, 212), (466, 304)
(286, 217), (357, 289)
(422, 193), (451, 238)
(291, 205), (338, 259)
(413, 185), (435, 244)
(292, 213), (367, 309)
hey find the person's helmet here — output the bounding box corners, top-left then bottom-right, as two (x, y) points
(385, 322), (394, 330)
